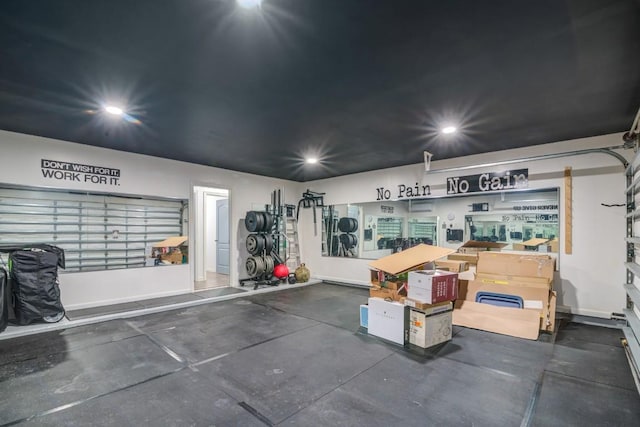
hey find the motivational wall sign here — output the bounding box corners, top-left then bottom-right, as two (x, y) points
(447, 169), (528, 195)
(41, 159), (121, 186)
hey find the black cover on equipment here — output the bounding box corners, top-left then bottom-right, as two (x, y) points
(9, 247), (65, 325)
(0, 267), (8, 332)
(0, 244), (65, 269)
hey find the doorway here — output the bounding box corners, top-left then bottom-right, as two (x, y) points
(194, 186), (230, 291)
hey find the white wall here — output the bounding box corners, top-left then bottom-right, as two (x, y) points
(0, 128), (631, 317)
(297, 133), (630, 318)
(0, 130), (297, 309)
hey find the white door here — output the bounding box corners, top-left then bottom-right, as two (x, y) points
(216, 199), (229, 274)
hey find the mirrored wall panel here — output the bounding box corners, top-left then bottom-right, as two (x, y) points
(321, 188), (559, 259)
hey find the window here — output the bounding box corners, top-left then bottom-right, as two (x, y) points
(0, 187), (187, 272)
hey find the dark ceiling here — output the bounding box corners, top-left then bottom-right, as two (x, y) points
(1, 1), (639, 181)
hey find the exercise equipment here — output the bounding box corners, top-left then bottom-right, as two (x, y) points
(296, 189), (325, 236)
(0, 244), (66, 325)
(273, 264), (289, 279)
(295, 263), (310, 283)
(0, 267), (7, 332)
(241, 189), (299, 289)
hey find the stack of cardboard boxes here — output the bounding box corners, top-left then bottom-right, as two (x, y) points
(452, 251), (556, 340)
(365, 244), (459, 349)
(151, 236), (188, 265)
(363, 243), (558, 345)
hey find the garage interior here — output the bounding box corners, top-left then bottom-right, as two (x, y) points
(1, 1), (640, 426)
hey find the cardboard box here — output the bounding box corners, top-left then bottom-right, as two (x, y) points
(513, 238), (551, 252)
(435, 259), (468, 273)
(153, 236), (188, 248)
(369, 244), (455, 276)
(447, 253), (478, 265)
(359, 305), (368, 328)
(409, 309), (453, 348)
(160, 250), (183, 264)
(407, 270), (458, 304)
(367, 297), (409, 345)
(456, 279), (557, 335)
(369, 286), (404, 301)
(369, 270), (406, 290)
(547, 239), (559, 253)
(152, 236), (189, 264)
(477, 252), (555, 282)
(402, 298), (453, 313)
(453, 300), (541, 340)
(458, 240), (507, 254)
(474, 272), (551, 290)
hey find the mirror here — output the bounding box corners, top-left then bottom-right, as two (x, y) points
(321, 188), (559, 259)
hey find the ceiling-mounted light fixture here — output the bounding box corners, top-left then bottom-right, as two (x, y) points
(306, 157), (318, 164)
(237, 0), (262, 9)
(104, 105), (124, 116)
(441, 126), (457, 134)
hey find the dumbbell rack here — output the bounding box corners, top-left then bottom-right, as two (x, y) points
(239, 189), (288, 290)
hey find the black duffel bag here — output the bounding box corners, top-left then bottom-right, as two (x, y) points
(0, 267), (8, 332)
(7, 247), (65, 325)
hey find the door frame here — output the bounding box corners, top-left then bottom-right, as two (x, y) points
(190, 183), (231, 290)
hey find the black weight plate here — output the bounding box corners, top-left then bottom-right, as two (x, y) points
(246, 234), (264, 255)
(339, 233), (351, 247)
(264, 255), (274, 273)
(246, 257), (258, 276)
(262, 212), (274, 232)
(245, 211), (261, 232)
(350, 218), (358, 232)
(255, 256), (265, 275)
(264, 235), (273, 253)
(337, 217), (351, 233)
(350, 234), (358, 247)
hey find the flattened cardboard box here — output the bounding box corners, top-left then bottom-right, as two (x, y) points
(369, 244), (455, 276)
(453, 300), (541, 340)
(453, 281), (557, 339)
(477, 252), (555, 282)
(474, 272), (551, 290)
(458, 240), (507, 254)
(153, 236), (188, 248)
(459, 280), (556, 332)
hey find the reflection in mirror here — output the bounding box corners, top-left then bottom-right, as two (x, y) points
(0, 185), (189, 271)
(465, 189), (559, 253)
(321, 188), (559, 259)
(322, 204), (361, 257)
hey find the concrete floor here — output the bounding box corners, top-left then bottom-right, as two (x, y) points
(1, 283), (639, 426)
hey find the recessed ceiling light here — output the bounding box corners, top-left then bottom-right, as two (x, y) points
(306, 157), (318, 164)
(104, 105), (124, 116)
(441, 126), (457, 134)
(237, 0), (262, 9)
